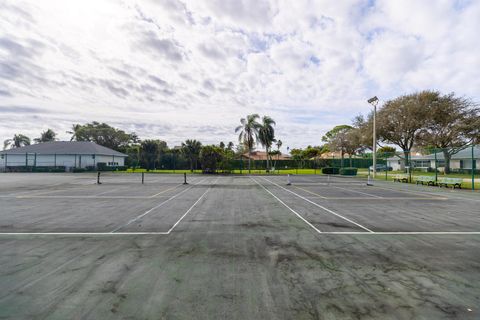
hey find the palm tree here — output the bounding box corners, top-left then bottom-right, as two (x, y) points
(3, 134), (31, 150)
(276, 139), (282, 161)
(67, 124), (82, 141)
(258, 116), (276, 171)
(181, 139), (202, 172)
(34, 129), (57, 143)
(235, 114), (261, 173)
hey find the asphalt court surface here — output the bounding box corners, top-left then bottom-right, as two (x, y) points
(0, 173), (478, 234)
(0, 173), (479, 319)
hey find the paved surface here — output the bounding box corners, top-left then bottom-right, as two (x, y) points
(0, 173), (479, 319)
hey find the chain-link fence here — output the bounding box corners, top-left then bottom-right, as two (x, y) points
(375, 145), (478, 190)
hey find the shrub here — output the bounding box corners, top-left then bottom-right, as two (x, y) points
(73, 168), (87, 173)
(322, 167), (340, 174)
(339, 167), (358, 176)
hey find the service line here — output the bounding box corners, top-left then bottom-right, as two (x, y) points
(261, 176), (374, 233)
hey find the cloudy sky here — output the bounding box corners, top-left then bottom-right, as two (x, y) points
(1, 0), (479, 151)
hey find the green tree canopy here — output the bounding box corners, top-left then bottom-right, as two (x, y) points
(68, 122), (138, 151)
(181, 139), (202, 172)
(417, 91), (479, 173)
(34, 129), (57, 143)
(235, 114), (261, 172)
(3, 134), (31, 150)
(199, 145), (224, 173)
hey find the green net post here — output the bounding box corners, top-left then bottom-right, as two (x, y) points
(142, 172), (144, 184)
(434, 149), (438, 183)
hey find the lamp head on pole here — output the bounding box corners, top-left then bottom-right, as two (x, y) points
(367, 96), (379, 105)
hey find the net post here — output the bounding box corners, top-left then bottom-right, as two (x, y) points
(367, 174), (374, 186)
(97, 171), (101, 184)
(183, 172), (188, 184)
(286, 174), (291, 185)
(142, 172), (144, 184)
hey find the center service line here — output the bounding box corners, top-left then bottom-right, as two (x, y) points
(260, 176), (374, 233)
(166, 177), (219, 234)
(250, 177), (323, 234)
(110, 177), (209, 233)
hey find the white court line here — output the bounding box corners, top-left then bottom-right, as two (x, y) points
(166, 177), (219, 234)
(110, 177), (208, 233)
(261, 177), (374, 233)
(0, 232), (170, 235)
(318, 231), (480, 235)
(332, 185), (383, 199)
(251, 177), (323, 234)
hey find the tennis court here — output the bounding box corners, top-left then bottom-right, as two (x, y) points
(0, 173), (479, 319)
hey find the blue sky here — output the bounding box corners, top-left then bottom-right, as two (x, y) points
(0, 0), (479, 151)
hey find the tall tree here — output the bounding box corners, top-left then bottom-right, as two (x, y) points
(417, 91), (479, 173)
(235, 114), (261, 173)
(67, 122), (137, 151)
(34, 129), (57, 143)
(376, 91), (433, 170)
(181, 139), (202, 172)
(227, 141), (234, 151)
(3, 134), (31, 150)
(322, 125), (354, 166)
(257, 116), (276, 170)
(139, 140), (166, 170)
(275, 139), (282, 161)
(199, 145), (224, 173)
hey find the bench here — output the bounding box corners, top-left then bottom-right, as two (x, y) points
(393, 174), (409, 183)
(437, 177), (463, 189)
(415, 176), (436, 186)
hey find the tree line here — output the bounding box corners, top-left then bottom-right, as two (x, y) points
(3, 90), (479, 173)
(292, 90), (479, 173)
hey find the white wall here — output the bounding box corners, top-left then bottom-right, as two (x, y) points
(0, 154), (125, 169)
(387, 159), (402, 171)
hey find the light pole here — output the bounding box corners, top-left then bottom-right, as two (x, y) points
(367, 96), (379, 179)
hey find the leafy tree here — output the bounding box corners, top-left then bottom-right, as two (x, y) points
(417, 91), (479, 173)
(257, 116), (276, 170)
(377, 146), (396, 158)
(3, 134), (31, 149)
(219, 141), (225, 150)
(67, 122), (137, 151)
(34, 129), (57, 143)
(139, 140), (167, 170)
(302, 146), (322, 159)
(181, 139), (202, 172)
(227, 141), (234, 151)
(376, 91), (433, 170)
(235, 114), (261, 173)
(199, 145), (224, 173)
(322, 125), (354, 166)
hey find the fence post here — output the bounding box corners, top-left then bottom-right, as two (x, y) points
(142, 172), (144, 184)
(97, 171), (101, 184)
(472, 145), (475, 191)
(435, 149), (438, 183)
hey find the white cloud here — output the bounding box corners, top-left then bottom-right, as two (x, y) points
(0, 0), (479, 150)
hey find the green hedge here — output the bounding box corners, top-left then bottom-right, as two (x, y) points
(339, 167), (358, 176)
(322, 167), (340, 174)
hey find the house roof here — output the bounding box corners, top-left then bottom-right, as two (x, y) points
(0, 141), (127, 157)
(241, 151), (291, 160)
(387, 146), (480, 161)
